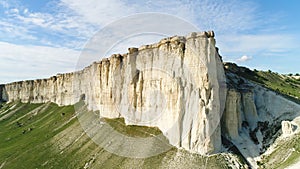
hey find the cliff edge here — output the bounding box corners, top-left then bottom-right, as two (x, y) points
(0, 31), (227, 155)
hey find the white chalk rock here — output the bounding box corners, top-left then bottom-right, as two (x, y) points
(0, 32), (226, 155)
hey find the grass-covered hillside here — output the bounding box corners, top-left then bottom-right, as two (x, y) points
(259, 132), (300, 169)
(0, 101), (245, 169)
(224, 62), (300, 103)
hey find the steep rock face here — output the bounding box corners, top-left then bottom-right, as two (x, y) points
(254, 85), (300, 122)
(223, 70), (300, 143)
(241, 92), (258, 130)
(222, 89), (242, 139)
(0, 31), (226, 155)
(222, 89), (259, 139)
(223, 71), (300, 168)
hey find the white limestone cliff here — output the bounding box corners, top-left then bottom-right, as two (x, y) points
(222, 89), (260, 139)
(254, 85), (300, 122)
(0, 31), (226, 155)
(222, 69), (300, 168)
(222, 89), (242, 139)
(1, 31), (300, 168)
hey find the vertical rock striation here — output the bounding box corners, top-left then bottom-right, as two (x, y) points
(222, 68), (300, 168)
(222, 89), (259, 139)
(222, 89), (242, 139)
(0, 31), (226, 155)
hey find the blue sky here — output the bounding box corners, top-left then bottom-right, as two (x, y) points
(0, 0), (299, 83)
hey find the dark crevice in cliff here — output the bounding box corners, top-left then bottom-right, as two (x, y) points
(132, 70), (140, 110)
(139, 71), (144, 108)
(0, 85), (8, 102)
(105, 61), (110, 86)
(188, 119), (193, 150)
(99, 63), (102, 90)
(178, 77), (185, 148)
(180, 42), (186, 58)
(221, 136), (251, 168)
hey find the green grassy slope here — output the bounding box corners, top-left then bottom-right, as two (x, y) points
(224, 63), (300, 103)
(259, 133), (300, 169)
(0, 102), (245, 169)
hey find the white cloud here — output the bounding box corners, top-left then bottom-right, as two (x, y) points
(0, 0), (296, 83)
(237, 55), (252, 62)
(0, 2), (96, 46)
(23, 8), (28, 14)
(217, 34), (298, 59)
(0, 0), (264, 49)
(188, 0), (259, 33)
(58, 0), (259, 34)
(59, 0), (134, 26)
(17, 13), (48, 27)
(0, 41), (80, 84)
(0, 20), (37, 40)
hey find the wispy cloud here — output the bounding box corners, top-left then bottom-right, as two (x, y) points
(0, 1), (96, 48)
(217, 34), (298, 59)
(0, 20), (37, 40)
(0, 42), (79, 84)
(59, 0), (134, 26)
(58, 0), (260, 34)
(0, 0), (264, 49)
(0, 0), (298, 83)
(189, 0), (259, 33)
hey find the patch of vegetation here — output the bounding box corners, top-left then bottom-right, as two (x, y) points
(225, 63), (300, 103)
(0, 102), (246, 169)
(103, 118), (162, 138)
(259, 133), (300, 169)
(0, 102), (76, 169)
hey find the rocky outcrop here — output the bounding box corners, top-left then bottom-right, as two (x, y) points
(0, 31), (226, 155)
(241, 92), (258, 130)
(281, 121), (297, 137)
(223, 69), (300, 168)
(222, 89), (242, 139)
(223, 67), (300, 143)
(222, 89), (259, 139)
(253, 85), (300, 122)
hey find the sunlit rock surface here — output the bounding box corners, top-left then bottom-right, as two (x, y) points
(0, 31), (226, 155)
